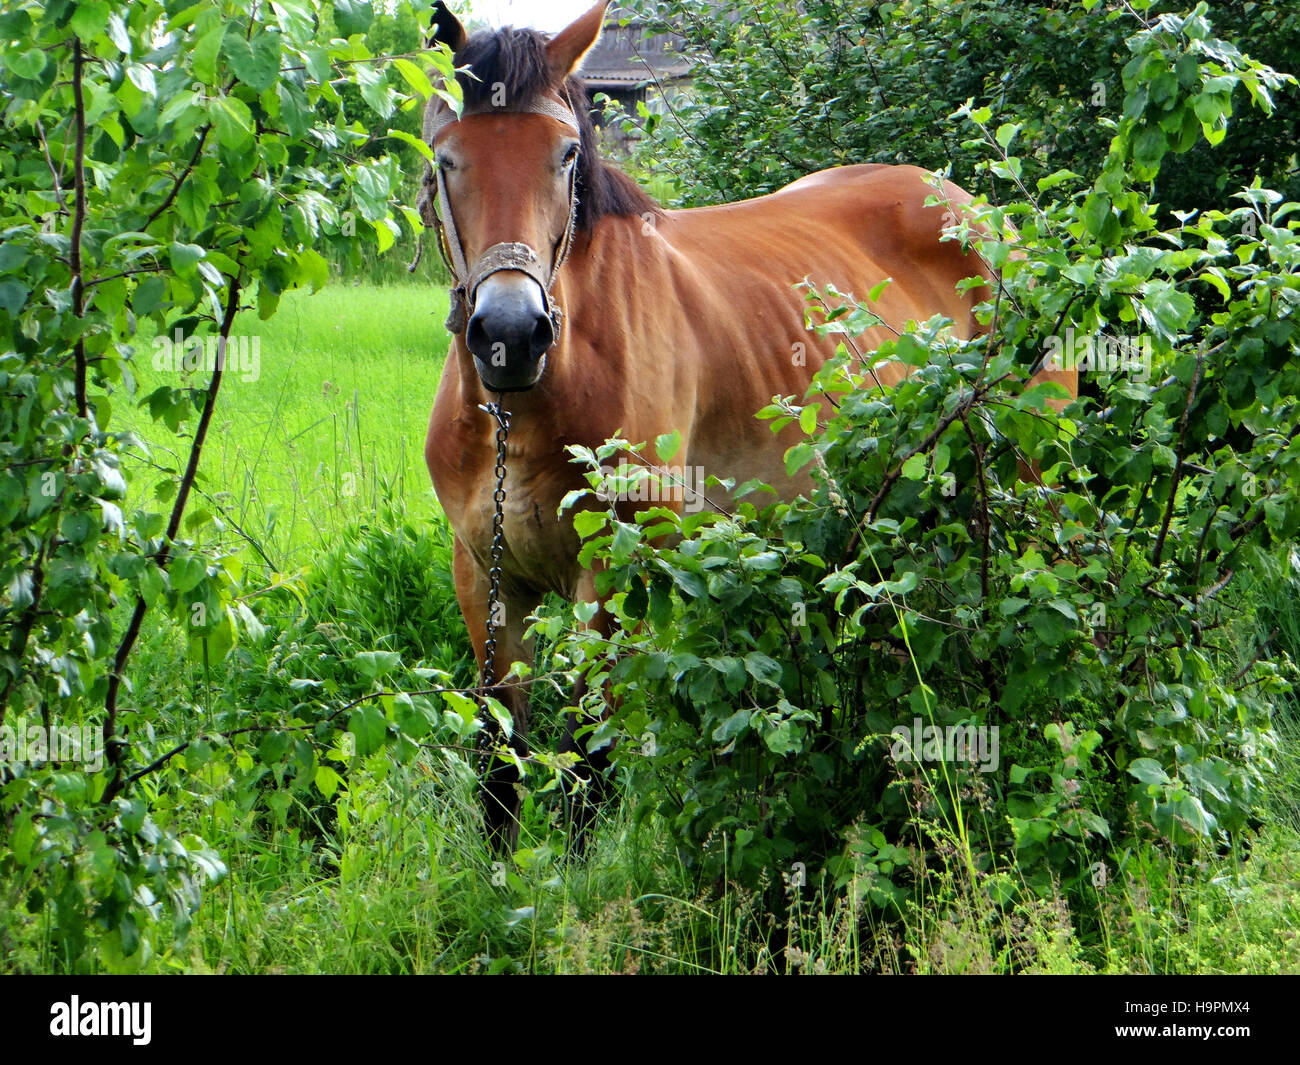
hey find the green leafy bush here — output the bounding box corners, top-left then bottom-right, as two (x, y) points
(0, 0), (457, 971)
(631, 0), (1300, 215)
(548, 4), (1298, 916)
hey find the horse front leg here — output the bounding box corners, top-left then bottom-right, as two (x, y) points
(452, 536), (537, 852)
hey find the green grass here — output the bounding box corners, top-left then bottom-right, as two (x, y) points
(79, 279), (1300, 975)
(117, 282), (451, 574)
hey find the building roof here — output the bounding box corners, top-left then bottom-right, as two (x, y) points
(581, 17), (692, 88)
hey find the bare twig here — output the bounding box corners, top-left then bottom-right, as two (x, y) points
(35, 118), (68, 214)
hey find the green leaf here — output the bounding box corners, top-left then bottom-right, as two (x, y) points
(895, 334), (928, 367)
(355, 63), (395, 119)
(69, 1), (109, 40)
(192, 24), (227, 85)
(1082, 192), (1111, 239)
(1133, 127), (1166, 167)
(1028, 608), (1069, 646)
(655, 429), (682, 463)
(392, 57), (434, 98)
(573, 510), (606, 538)
(387, 127), (434, 162)
(371, 217), (395, 253)
(126, 63), (156, 96)
(348, 704), (387, 757)
(297, 248), (329, 292)
(4, 47), (46, 79)
(208, 95), (254, 150)
(1128, 758), (1170, 787)
(138, 564), (166, 607)
(763, 720), (799, 756)
(354, 650), (400, 681)
(743, 651), (782, 688)
(712, 708), (751, 743)
(105, 11), (131, 54)
(611, 521), (640, 562)
(224, 32), (282, 93)
(169, 242), (205, 275)
(333, 0), (374, 36)
(784, 441), (814, 477)
(623, 578), (648, 619)
(315, 765), (342, 799)
(170, 554), (207, 595)
(0, 281), (29, 315)
(1036, 169), (1079, 192)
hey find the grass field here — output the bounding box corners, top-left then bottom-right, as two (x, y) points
(118, 283), (452, 574)
(66, 280), (1298, 974)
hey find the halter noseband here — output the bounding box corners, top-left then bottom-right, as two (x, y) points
(424, 94), (582, 343)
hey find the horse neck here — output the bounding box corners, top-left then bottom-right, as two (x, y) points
(553, 211), (655, 363)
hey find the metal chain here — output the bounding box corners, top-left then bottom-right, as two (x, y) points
(476, 395), (511, 773)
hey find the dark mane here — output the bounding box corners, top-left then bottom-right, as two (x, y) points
(454, 26), (660, 232)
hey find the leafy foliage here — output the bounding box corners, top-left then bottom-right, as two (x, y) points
(552, 4), (1299, 913)
(630, 0), (1300, 215)
(0, 0), (458, 970)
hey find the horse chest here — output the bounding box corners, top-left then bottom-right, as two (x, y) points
(434, 442), (577, 592)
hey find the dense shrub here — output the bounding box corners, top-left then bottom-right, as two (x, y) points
(544, 5), (1299, 917)
(0, 0), (454, 970)
(630, 0), (1300, 215)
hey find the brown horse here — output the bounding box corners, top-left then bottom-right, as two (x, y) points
(418, 2), (1076, 846)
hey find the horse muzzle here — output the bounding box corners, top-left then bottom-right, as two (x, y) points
(464, 271), (554, 392)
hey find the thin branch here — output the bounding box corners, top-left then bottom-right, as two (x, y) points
(143, 125), (210, 230)
(1231, 626), (1279, 685)
(71, 38), (87, 420)
(113, 680), (551, 792)
(83, 265), (166, 291)
(866, 375), (1009, 524)
(35, 118), (68, 214)
(102, 269), (244, 803)
(1151, 347), (1205, 567)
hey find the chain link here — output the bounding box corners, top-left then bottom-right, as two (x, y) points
(476, 395), (511, 774)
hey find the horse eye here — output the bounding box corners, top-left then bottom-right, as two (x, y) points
(562, 144), (579, 167)
(437, 156), (456, 172)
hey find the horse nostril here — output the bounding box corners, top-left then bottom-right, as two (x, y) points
(467, 305), (551, 367)
(529, 315), (554, 360)
(466, 315), (488, 356)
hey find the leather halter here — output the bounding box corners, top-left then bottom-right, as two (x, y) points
(424, 93), (582, 343)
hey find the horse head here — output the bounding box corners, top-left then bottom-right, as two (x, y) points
(420, 2), (611, 393)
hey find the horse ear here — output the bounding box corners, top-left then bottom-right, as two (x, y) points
(428, 1), (467, 53)
(546, 1), (609, 80)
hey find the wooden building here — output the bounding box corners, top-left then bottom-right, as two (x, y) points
(580, 15), (693, 134)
